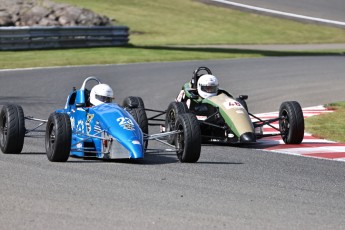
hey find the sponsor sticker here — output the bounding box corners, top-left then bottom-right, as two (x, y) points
(86, 114), (94, 134)
(70, 117), (75, 130)
(196, 115), (207, 121)
(132, 140), (141, 145)
(77, 120), (85, 133)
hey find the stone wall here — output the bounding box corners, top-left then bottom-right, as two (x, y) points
(0, 0), (112, 26)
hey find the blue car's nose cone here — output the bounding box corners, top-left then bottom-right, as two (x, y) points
(125, 138), (145, 159)
(93, 103), (145, 159)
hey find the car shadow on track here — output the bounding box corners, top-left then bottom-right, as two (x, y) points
(65, 152), (179, 165)
(17, 151), (244, 165)
(197, 161), (243, 165)
(19, 152), (46, 155)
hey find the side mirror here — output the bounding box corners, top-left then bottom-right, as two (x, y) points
(76, 103), (86, 108)
(239, 95), (248, 100)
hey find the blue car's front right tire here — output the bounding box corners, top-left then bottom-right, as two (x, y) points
(45, 113), (71, 162)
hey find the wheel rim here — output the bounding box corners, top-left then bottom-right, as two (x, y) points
(176, 124), (184, 159)
(0, 114), (7, 147)
(280, 110), (290, 141)
(168, 110), (176, 131)
(47, 123), (56, 152)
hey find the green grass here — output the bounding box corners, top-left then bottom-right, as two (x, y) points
(305, 102), (345, 143)
(1, 46), (344, 69)
(1, 0), (345, 69)
(55, 0), (345, 45)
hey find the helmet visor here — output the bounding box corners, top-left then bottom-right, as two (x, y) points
(96, 94), (113, 103)
(201, 85), (218, 93)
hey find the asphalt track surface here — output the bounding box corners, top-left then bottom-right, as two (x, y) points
(206, 0), (345, 23)
(1, 56), (345, 229)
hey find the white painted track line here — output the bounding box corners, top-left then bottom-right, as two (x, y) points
(210, 0), (345, 27)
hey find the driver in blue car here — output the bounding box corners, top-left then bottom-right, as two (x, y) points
(89, 83), (114, 106)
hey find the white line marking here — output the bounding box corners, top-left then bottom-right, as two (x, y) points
(272, 146), (345, 154)
(210, 0), (345, 27)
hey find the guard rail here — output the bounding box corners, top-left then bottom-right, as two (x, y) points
(0, 26), (129, 50)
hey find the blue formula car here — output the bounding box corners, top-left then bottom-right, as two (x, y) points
(0, 77), (202, 163)
(45, 76), (147, 161)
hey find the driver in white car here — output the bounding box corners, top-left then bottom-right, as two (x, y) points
(197, 74), (219, 99)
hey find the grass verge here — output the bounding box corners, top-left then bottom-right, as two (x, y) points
(1, 46), (344, 69)
(54, 0), (345, 45)
(305, 102), (345, 143)
(1, 0), (345, 69)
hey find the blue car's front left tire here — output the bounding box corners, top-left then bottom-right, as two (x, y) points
(45, 113), (71, 162)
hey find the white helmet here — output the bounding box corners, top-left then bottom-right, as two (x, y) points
(90, 84), (114, 106)
(197, 74), (219, 98)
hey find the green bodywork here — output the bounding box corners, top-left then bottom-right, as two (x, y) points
(182, 82), (254, 138)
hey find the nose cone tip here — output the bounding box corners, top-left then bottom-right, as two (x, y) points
(240, 132), (256, 143)
(129, 144), (145, 159)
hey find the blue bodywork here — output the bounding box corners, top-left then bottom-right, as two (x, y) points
(56, 79), (144, 159)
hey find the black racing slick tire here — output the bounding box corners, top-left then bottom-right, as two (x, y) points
(123, 96), (145, 109)
(165, 102), (189, 145)
(127, 107), (148, 149)
(127, 107), (148, 134)
(279, 101), (304, 144)
(45, 113), (71, 162)
(175, 113), (201, 163)
(0, 104), (25, 154)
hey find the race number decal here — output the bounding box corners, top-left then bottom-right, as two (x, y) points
(223, 100), (242, 110)
(117, 117), (135, 131)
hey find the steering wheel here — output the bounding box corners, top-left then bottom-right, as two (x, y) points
(192, 67), (213, 88)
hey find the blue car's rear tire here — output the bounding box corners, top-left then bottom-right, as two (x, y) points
(0, 104), (25, 154)
(165, 102), (189, 145)
(123, 96), (145, 108)
(127, 107), (148, 149)
(45, 113), (71, 162)
(175, 113), (201, 163)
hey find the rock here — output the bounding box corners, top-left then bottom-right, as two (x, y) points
(40, 17), (59, 26)
(0, 0), (113, 26)
(0, 11), (13, 26)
